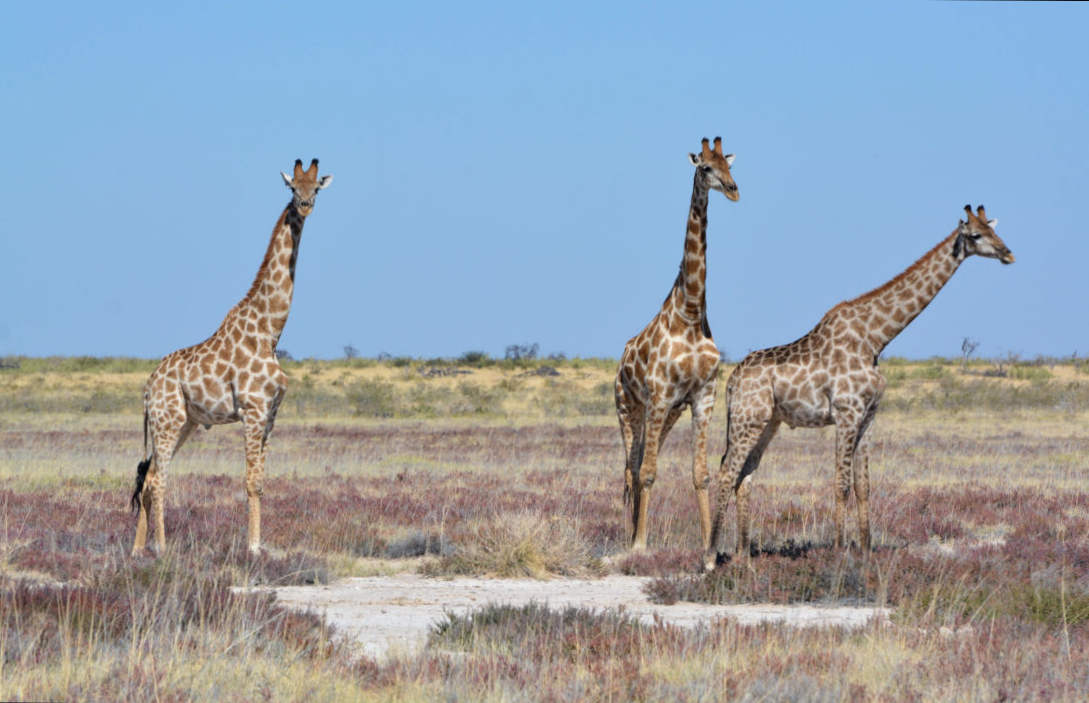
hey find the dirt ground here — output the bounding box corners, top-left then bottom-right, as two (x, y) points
(263, 574), (890, 660)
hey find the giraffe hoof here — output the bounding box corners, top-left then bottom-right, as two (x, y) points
(703, 551), (732, 572)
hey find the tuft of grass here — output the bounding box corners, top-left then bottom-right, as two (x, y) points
(421, 511), (604, 578)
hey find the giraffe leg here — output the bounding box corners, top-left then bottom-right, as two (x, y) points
(734, 419), (780, 559)
(689, 384), (717, 551)
(242, 403), (275, 554)
(134, 416), (195, 556)
(705, 412), (777, 570)
(852, 404), (878, 551)
(132, 475), (151, 556)
(853, 446), (871, 552)
(615, 380), (644, 511)
(706, 422), (759, 570)
(832, 402), (866, 550)
(631, 402), (669, 551)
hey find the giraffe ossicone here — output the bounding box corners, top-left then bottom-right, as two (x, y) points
(615, 136), (739, 553)
(130, 158), (332, 557)
(704, 205), (1014, 571)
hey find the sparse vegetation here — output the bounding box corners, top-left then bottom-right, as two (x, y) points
(1, 356), (1088, 699)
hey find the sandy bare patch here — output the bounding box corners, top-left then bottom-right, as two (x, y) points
(257, 574), (889, 660)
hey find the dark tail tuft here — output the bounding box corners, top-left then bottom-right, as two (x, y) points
(131, 458), (151, 512)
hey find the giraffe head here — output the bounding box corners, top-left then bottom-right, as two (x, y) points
(280, 158), (333, 216)
(955, 204), (1014, 264)
(687, 137), (738, 201)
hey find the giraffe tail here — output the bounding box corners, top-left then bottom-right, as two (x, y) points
(131, 406), (152, 512)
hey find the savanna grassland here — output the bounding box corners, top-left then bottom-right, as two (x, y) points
(2, 354), (1089, 701)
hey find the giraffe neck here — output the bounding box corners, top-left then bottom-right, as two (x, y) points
(666, 171), (710, 331)
(830, 229), (965, 356)
(236, 202), (306, 347)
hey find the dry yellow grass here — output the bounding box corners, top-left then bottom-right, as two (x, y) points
(2, 356), (1088, 701)
(3, 356), (1086, 422)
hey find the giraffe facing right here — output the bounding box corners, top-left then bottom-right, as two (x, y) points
(705, 205), (1014, 570)
(131, 159), (331, 557)
(616, 137), (739, 553)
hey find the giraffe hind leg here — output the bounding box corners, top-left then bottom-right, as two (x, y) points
(616, 383), (644, 510)
(705, 413), (778, 571)
(132, 414), (195, 556)
(131, 456), (154, 556)
(688, 385), (716, 552)
(852, 404), (878, 551)
(832, 403), (870, 550)
(631, 403), (669, 550)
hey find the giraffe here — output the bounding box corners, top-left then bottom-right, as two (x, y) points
(615, 136), (739, 552)
(130, 158), (332, 557)
(704, 205), (1013, 570)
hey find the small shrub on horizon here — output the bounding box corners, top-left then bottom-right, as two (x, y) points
(457, 350), (491, 367)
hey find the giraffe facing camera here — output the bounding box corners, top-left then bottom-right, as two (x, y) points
(616, 136), (739, 553)
(130, 159), (332, 557)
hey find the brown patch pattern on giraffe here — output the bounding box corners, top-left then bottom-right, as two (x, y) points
(615, 137), (739, 552)
(704, 205), (1013, 570)
(130, 159), (332, 557)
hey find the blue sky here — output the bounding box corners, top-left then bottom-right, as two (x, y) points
(2, 2), (1086, 360)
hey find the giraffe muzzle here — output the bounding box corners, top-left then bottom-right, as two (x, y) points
(1000, 250), (1015, 264)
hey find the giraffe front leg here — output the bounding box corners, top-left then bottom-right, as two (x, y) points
(631, 403), (668, 551)
(242, 403), (275, 555)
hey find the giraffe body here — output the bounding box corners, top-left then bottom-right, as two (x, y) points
(616, 137), (738, 552)
(131, 159), (332, 556)
(705, 205), (1013, 570)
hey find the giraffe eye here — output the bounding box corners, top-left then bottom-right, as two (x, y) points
(968, 233), (982, 240)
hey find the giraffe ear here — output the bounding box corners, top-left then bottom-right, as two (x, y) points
(987, 218), (997, 229)
(724, 154), (735, 167)
(317, 174), (333, 190)
(281, 172), (293, 188)
(688, 153), (701, 166)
